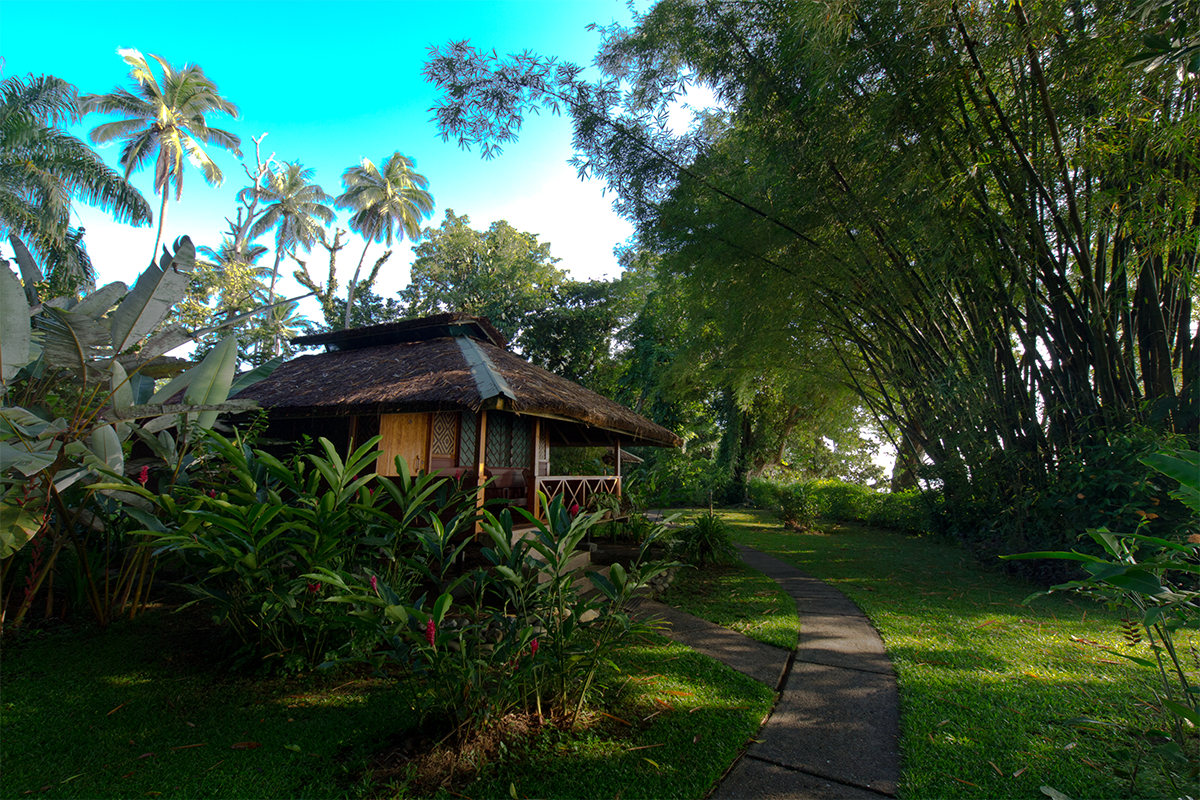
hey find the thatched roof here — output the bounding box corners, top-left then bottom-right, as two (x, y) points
(235, 316), (680, 448)
(293, 312), (508, 350)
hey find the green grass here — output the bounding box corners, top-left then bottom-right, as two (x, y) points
(1, 611), (773, 799)
(658, 561), (799, 649)
(460, 638), (774, 799)
(709, 508), (1199, 800)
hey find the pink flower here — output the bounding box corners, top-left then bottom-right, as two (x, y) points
(207, 489), (217, 498)
(137, 466), (150, 486)
(569, 503), (580, 516)
(307, 582), (320, 594)
(425, 618), (436, 647)
(369, 575), (378, 595)
(530, 638), (539, 657)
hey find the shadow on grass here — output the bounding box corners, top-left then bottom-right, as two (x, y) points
(3, 607), (775, 800)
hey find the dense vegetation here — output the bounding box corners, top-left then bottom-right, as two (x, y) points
(424, 0), (1199, 562)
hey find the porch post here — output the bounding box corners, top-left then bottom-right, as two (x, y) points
(531, 418), (541, 520)
(474, 410), (488, 537)
(615, 436), (622, 498)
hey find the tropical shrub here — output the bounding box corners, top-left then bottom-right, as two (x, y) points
(936, 425), (1190, 580)
(777, 483), (818, 531)
(864, 489), (934, 535)
(746, 477), (780, 510)
(670, 511), (738, 566)
(313, 496), (677, 740)
(1, 238), (281, 631)
(109, 432), (445, 670)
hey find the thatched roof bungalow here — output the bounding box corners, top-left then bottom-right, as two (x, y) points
(233, 313), (680, 519)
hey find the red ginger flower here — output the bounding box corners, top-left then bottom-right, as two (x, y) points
(137, 466), (150, 486)
(569, 503), (580, 516)
(426, 618), (436, 647)
(530, 638), (539, 657)
(370, 575), (378, 594)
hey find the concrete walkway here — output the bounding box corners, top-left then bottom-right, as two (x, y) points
(632, 544), (900, 799)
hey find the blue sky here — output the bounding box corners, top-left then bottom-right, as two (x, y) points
(2, 0), (662, 308)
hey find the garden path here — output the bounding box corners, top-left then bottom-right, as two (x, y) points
(631, 543), (900, 799)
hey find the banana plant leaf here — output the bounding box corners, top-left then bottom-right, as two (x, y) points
(0, 262), (31, 384)
(0, 499), (44, 559)
(228, 355), (284, 397)
(183, 336), (240, 430)
(6, 234), (43, 306)
(40, 307), (112, 382)
(73, 281), (129, 320)
(109, 236), (194, 355)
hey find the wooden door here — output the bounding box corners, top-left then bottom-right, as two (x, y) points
(376, 413), (430, 475)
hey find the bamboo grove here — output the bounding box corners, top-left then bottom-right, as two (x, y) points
(426, 0), (1198, 556)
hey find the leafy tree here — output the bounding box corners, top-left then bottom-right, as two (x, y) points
(402, 208), (566, 343)
(82, 49), (241, 263)
(336, 151), (433, 329)
(425, 1), (1199, 554)
(0, 73), (151, 285)
(174, 235), (270, 362)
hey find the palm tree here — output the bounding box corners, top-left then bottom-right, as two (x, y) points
(244, 161), (334, 309)
(336, 152), (434, 328)
(81, 49), (241, 264)
(0, 73), (151, 286)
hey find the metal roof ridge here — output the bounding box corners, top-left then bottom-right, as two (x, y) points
(455, 336), (516, 405)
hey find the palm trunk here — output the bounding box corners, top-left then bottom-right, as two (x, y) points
(150, 190), (169, 267)
(343, 239), (370, 330)
(267, 222), (287, 356)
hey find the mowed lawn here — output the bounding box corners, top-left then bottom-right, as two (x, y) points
(680, 508), (1197, 800)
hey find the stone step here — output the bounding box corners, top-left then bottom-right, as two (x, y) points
(574, 564), (611, 597)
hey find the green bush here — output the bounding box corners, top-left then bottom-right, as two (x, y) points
(669, 511), (739, 566)
(746, 477), (780, 509)
(935, 425), (1192, 582)
(314, 497), (678, 740)
(808, 479), (873, 521)
(777, 484), (818, 531)
(865, 489), (935, 535)
(125, 431), (452, 671)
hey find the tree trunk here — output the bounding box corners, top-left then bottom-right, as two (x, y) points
(149, 190), (169, 267)
(343, 239), (370, 330)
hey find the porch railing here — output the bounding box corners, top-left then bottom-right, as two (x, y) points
(532, 475), (621, 518)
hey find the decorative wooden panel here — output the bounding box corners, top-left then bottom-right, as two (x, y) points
(458, 412), (477, 468)
(486, 415), (509, 466)
(376, 413), (430, 475)
(431, 412), (457, 458)
(511, 416), (531, 467)
(351, 414), (380, 451)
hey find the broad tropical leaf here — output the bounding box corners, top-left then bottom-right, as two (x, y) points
(0, 500), (44, 559)
(73, 280), (129, 320)
(109, 236), (195, 354)
(7, 235), (43, 306)
(183, 335), (240, 430)
(0, 262), (32, 383)
(39, 306), (112, 381)
(228, 355), (283, 397)
(88, 424), (123, 473)
(0, 438), (60, 476)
